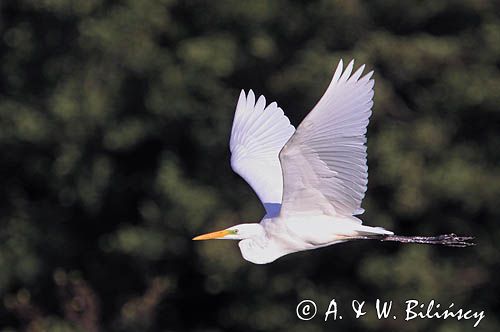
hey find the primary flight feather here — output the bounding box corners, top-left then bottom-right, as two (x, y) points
(193, 59), (473, 264)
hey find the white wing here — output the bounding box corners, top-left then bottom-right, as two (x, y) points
(230, 90), (295, 217)
(279, 60), (374, 218)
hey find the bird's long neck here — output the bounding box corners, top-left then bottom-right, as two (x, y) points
(244, 223), (267, 242)
(238, 225), (287, 264)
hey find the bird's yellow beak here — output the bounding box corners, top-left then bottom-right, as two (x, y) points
(192, 229), (231, 241)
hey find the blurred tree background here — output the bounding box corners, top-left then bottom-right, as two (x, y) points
(0, 0), (499, 331)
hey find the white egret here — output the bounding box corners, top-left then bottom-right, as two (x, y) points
(193, 59), (473, 264)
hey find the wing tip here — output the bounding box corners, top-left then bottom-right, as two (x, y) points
(335, 59), (375, 84)
(364, 70), (374, 81)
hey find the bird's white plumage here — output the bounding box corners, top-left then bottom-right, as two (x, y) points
(230, 90), (295, 217)
(193, 59), (396, 265)
(279, 59), (374, 218)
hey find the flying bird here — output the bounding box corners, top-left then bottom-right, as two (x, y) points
(193, 59), (474, 264)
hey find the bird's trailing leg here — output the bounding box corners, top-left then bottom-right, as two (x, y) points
(379, 233), (475, 247)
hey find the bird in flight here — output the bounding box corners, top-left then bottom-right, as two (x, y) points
(193, 59), (474, 264)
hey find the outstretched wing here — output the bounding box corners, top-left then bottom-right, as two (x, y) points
(279, 60), (374, 218)
(230, 90), (295, 217)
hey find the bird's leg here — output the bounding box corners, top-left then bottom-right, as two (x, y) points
(379, 233), (475, 247)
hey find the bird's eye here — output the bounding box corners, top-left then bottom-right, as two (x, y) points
(234, 229), (238, 234)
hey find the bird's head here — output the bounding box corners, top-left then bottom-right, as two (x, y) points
(193, 223), (282, 264)
(192, 223), (264, 241)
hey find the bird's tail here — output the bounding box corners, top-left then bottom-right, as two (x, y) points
(349, 224), (474, 247)
(354, 224), (394, 236)
(351, 224), (474, 247)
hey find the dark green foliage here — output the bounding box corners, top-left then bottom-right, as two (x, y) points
(0, 0), (499, 331)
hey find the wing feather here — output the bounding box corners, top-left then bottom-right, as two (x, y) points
(279, 60), (374, 218)
(230, 90), (295, 217)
